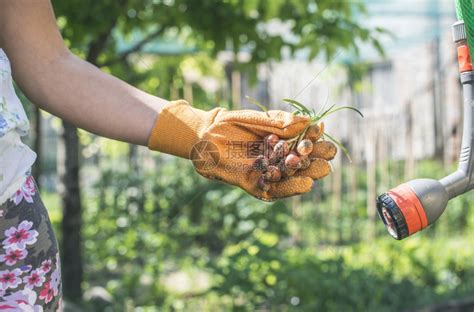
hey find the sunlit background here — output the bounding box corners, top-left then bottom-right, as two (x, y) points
(17, 0), (474, 311)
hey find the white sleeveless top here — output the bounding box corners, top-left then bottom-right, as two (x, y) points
(0, 49), (37, 205)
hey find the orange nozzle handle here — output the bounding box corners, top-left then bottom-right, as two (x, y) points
(388, 184), (428, 235)
(458, 44), (473, 72)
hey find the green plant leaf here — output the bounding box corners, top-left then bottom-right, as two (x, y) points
(313, 104), (336, 122)
(283, 98), (312, 115)
(326, 106), (364, 118)
(246, 95), (270, 117)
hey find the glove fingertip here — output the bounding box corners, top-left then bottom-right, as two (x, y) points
(269, 176), (313, 199)
(295, 177), (314, 194)
(309, 141), (337, 160)
(296, 159), (332, 180)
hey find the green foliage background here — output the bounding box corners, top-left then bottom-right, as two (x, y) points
(41, 159), (474, 311)
(26, 0), (474, 310)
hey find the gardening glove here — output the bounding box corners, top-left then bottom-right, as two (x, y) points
(148, 100), (333, 201)
(296, 123), (337, 180)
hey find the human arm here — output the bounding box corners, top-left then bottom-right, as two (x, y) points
(0, 0), (167, 145)
(0, 0), (336, 200)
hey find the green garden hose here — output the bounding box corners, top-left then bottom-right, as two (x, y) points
(457, 0), (474, 56)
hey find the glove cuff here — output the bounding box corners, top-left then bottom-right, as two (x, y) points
(147, 100), (220, 159)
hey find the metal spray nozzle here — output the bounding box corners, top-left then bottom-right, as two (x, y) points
(377, 21), (474, 240)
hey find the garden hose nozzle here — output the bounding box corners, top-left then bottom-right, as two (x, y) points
(377, 180), (448, 240)
(377, 19), (474, 240)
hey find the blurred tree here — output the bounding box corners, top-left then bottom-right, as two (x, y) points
(51, 0), (383, 302)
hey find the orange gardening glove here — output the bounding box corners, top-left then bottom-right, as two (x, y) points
(148, 100), (335, 201)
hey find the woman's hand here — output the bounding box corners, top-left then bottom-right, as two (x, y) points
(148, 100), (336, 201)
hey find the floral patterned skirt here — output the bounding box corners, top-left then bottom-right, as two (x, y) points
(0, 176), (62, 311)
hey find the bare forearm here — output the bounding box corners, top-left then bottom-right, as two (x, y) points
(18, 51), (167, 145)
(0, 0), (167, 146)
